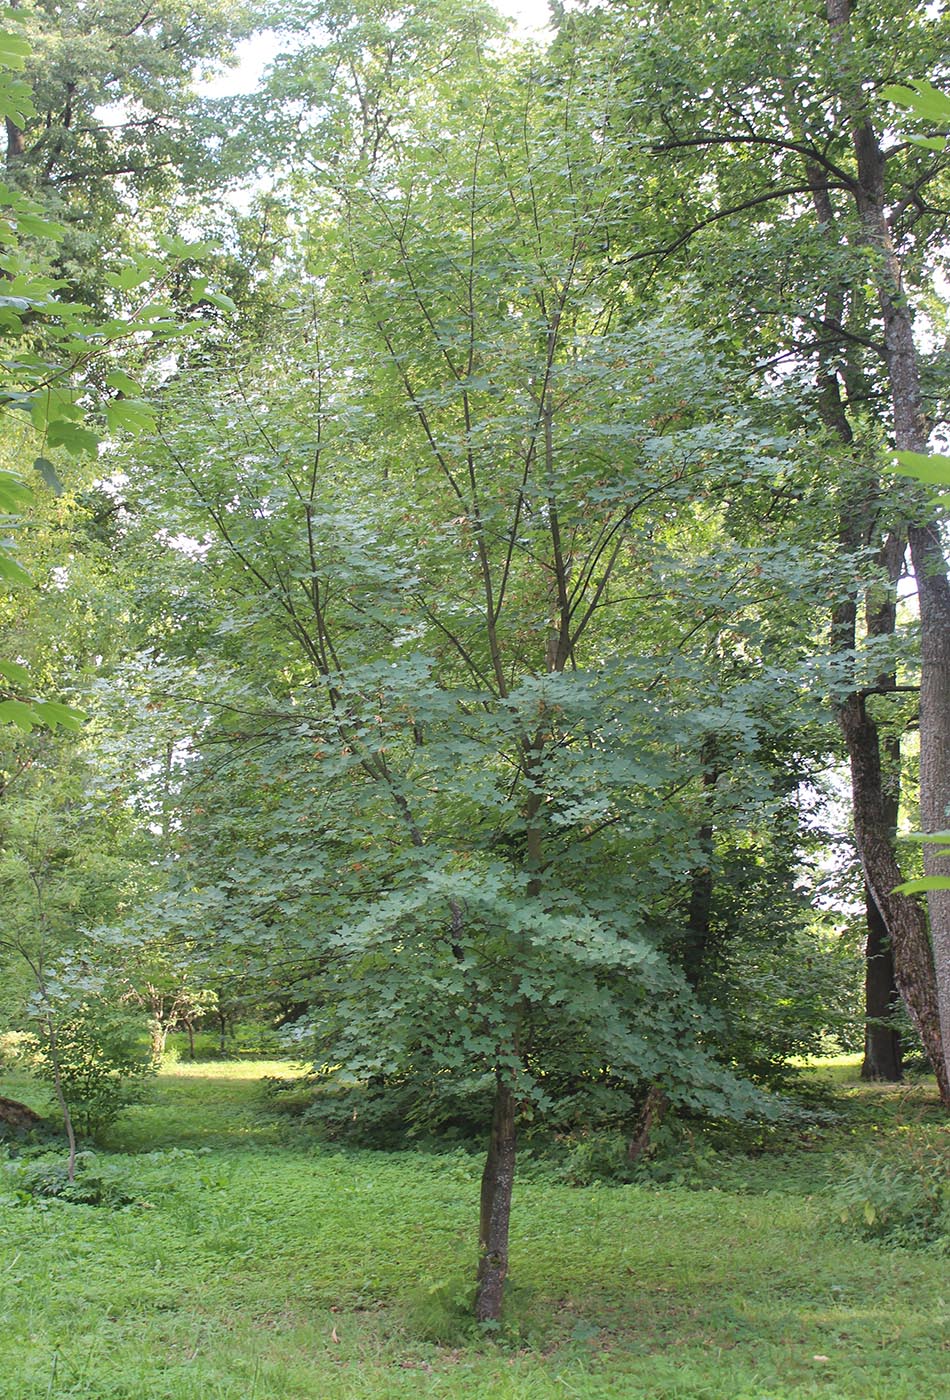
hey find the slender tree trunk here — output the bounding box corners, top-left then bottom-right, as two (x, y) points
(627, 1085), (668, 1164)
(682, 747), (720, 992)
(861, 582), (904, 1082)
(475, 1076), (517, 1324)
(149, 1018), (167, 1063)
(45, 1014), (77, 1182)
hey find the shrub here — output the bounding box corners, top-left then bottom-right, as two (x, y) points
(560, 1120), (719, 1188)
(831, 1135), (949, 1249)
(292, 1071), (496, 1148)
(32, 1000), (154, 1138)
(0, 1151), (140, 1208)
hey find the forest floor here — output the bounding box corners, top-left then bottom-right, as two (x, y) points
(0, 1053), (947, 1400)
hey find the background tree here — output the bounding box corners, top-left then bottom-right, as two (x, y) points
(554, 0), (950, 1098)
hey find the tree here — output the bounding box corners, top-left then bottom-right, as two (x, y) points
(2, 0), (260, 300)
(560, 0), (950, 1100)
(95, 3), (877, 1320)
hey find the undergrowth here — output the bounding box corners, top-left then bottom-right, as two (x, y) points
(0, 1056), (947, 1400)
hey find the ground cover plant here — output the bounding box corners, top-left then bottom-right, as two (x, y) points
(0, 1054), (947, 1400)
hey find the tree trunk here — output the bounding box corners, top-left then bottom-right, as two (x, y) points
(862, 883), (902, 1081)
(860, 585), (904, 1083)
(907, 520), (950, 1096)
(839, 694), (949, 1101)
(803, 163), (914, 1087)
(4, 118), (25, 164)
(627, 1085), (668, 1164)
(149, 1018), (167, 1063)
(475, 1076), (517, 1325)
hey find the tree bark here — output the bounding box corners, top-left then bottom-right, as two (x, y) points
(149, 1018), (167, 1063)
(860, 583), (904, 1083)
(839, 693), (949, 1100)
(802, 149), (915, 1084)
(4, 117), (25, 164)
(862, 882), (902, 1081)
(627, 1085), (668, 1164)
(907, 519), (950, 1096)
(475, 1076), (517, 1325)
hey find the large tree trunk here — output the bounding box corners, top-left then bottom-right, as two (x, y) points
(825, 0), (950, 1097)
(839, 694), (949, 1101)
(804, 162), (915, 1087)
(860, 585), (904, 1083)
(475, 1076), (517, 1324)
(907, 520), (950, 1095)
(862, 883), (902, 1081)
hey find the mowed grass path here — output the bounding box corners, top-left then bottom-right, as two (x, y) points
(0, 1059), (947, 1399)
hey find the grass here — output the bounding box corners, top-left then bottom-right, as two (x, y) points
(0, 1052), (947, 1399)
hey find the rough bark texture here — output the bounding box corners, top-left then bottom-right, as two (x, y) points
(475, 1078), (517, 1324)
(803, 150), (915, 1082)
(860, 589), (905, 1083)
(907, 520), (950, 1096)
(862, 884), (903, 1081)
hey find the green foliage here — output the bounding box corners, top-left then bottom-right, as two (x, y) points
(31, 1001), (154, 1137)
(404, 1274), (478, 1346)
(1, 1149), (141, 1208)
(2, 0), (945, 1342)
(561, 1122), (720, 1190)
(831, 1133), (950, 1249)
(883, 78), (950, 148)
(299, 1072), (497, 1148)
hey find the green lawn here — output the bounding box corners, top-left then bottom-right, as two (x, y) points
(0, 1056), (946, 1399)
